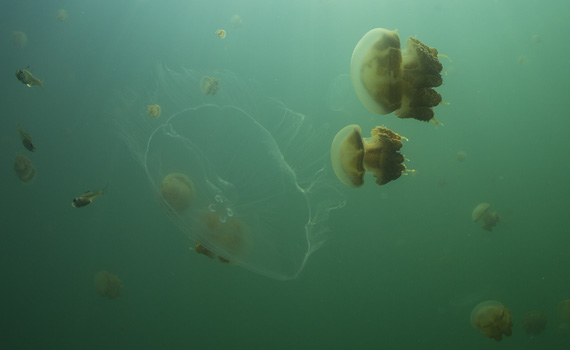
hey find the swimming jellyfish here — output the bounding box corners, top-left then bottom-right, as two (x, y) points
(57, 9), (68, 22)
(200, 76), (220, 95)
(331, 124), (407, 187)
(147, 104), (161, 118)
(216, 29), (226, 39)
(470, 300), (513, 341)
(14, 154), (35, 182)
(94, 270), (122, 299)
(118, 67), (342, 280)
(351, 28), (445, 123)
(471, 203), (500, 231)
(160, 173), (195, 213)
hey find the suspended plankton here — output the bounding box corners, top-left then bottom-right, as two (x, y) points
(147, 104), (161, 118)
(216, 29), (227, 39)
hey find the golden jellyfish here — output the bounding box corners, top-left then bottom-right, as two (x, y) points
(522, 312), (547, 335)
(216, 29), (226, 39)
(470, 300), (513, 341)
(93, 270), (122, 299)
(160, 173), (195, 213)
(331, 124), (407, 187)
(471, 203), (500, 231)
(12, 31), (28, 48)
(456, 151), (467, 162)
(230, 15), (243, 29)
(147, 104), (161, 118)
(558, 300), (570, 323)
(57, 9), (68, 22)
(200, 76), (220, 95)
(14, 154), (35, 182)
(350, 28), (445, 123)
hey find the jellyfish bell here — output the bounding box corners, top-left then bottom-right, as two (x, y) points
(117, 67), (342, 280)
(471, 202), (500, 231)
(12, 31), (28, 48)
(470, 300), (513, 341)
(57, 9), (68, 22)
(331, 124), (407, 187)
(147, 104), (161, 118)
(94, 270), (122, 299)
(216, 29), (226, 39)
(350, 28), (444, 123)
(200, 76), (220, 95)
(160, 172), (195, 213)
(14, 154), (35, 183)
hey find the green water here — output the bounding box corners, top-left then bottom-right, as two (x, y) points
(1, 0), (569, 349)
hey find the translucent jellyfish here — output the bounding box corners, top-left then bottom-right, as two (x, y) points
(216, 29), (226, 39)
(331, 124), (407, 187)
(94, 270), (122, 299)
(472, 203), (500, 231)
(14, 154), (35, 182)
(160, 173), (195, 213)
(147, 104), (161, 118)
(117, 67), (342, 280)
(350, 28), (445, 123)
(230, 15), (243, 29)
(470, 300), (513, 341)
(522, 312), (547, 335)
(200, 76), (220, 95)
(12, 31), (27, 48)
(57, 9), (68, 22)
(456, 151), (467, 162)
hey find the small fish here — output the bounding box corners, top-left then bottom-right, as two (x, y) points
(72, 184), (108, 208)
(17, 126), (35, 152)
(15, 67), (43, 87)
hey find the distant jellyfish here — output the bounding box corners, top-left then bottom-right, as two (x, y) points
(330, 124), (407, 187)
(456, 151), (467, 162)
(230, 15), (243, 29)
(351, 28), (445, 123)
(471, 203), (500, 231)
(558, 300), (570, 323)
(200, 76), (220, 95)
(470, 300), (513, 341)
(12, 31), (28, 48)
(198, 210), (251, 263)
(531, 34), (542, 44)
(216, 29), (226, 39)
(147, 104), (161, 118)
(57, 9), (68, 22)
(93, 270), (122, 299)
(160, 173), (195, 213)
(522, 312), (547, 335)
(14, 154), (35, 182)
(517, 55), (528, 65)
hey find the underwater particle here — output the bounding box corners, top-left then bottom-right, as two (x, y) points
(12, 31), (27, 48)
(471, 203), (500, 231)
(94, 270), (122, 299)
(17, 126), (36, 152)
(14, 154), (35, 182)
(470, 300), (513, 341)
(456, 151), (467, 162)
(216, 29), (226, 39)
(200, 76), (220, 95)
(147, 104), (161, 118)
(57, 9), (68, 22)
(350, 28), (445, 123)
(160, 173), (195, 213)
(522, 312), (547, 335)
(330, 124), (407, 187)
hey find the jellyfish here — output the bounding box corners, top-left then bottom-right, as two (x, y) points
(12, 31), (28, 48)
(331, 124), (407, 187)
(522, 312), (547, 335)
(117, 67), (342, 280)
(200, 76), (220, 95)
(160, 173), (195, 213)
(471, 203), (500, 231)
(558, 300), (570, 323)
(216, 29), (226, 39)
(14, 154), (35, 182)
(456, 151), (467, 162)
(350, 28), (445, 123)
(470, 300), (513, 341)
(57, 9), (68, 22)
(147, 104), (161, 118)
(94, 270), (122, 299)
(230, 15), (243, 29)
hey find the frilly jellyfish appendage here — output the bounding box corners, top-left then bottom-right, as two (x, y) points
(119, 67), (342, 280)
